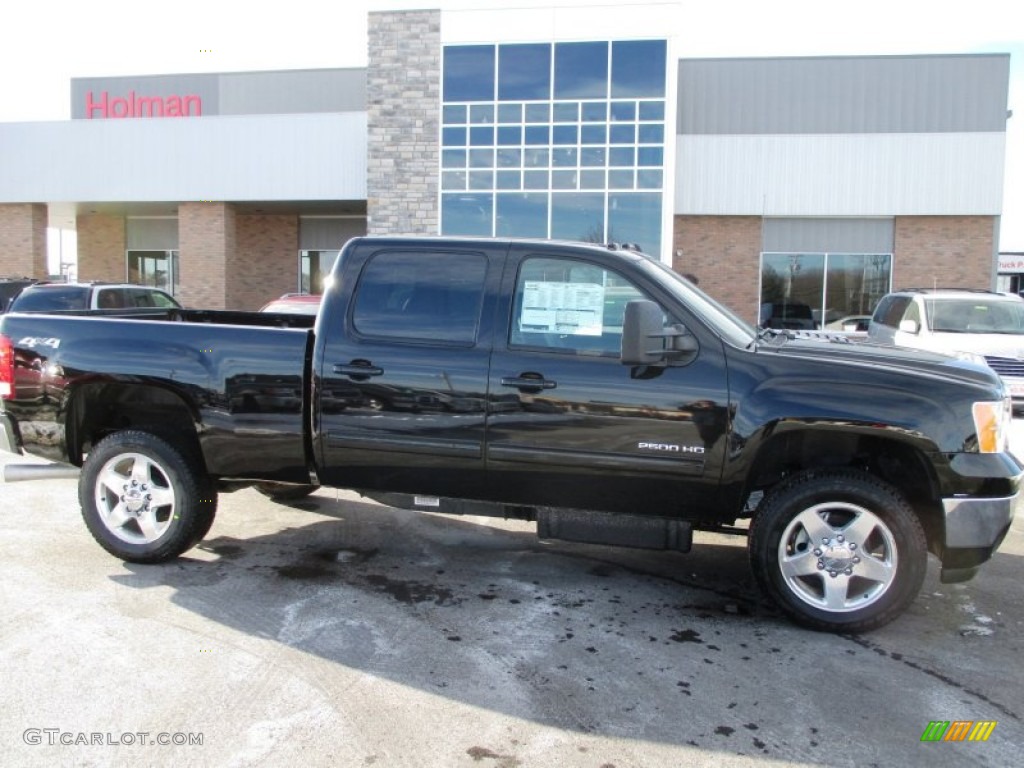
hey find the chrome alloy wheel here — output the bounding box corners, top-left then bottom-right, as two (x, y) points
(93, 452), (177, 545)
(777, 501), (898, 612)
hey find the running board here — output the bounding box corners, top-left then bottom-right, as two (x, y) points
(3, 463), (81, 483)
(538, 508), (692, 552)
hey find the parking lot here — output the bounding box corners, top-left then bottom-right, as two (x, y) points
(2, 426), (1023, 767)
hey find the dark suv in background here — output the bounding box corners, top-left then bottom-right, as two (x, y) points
(0, 278), (37, 313)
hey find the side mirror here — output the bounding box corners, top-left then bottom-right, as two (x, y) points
(621, 300), (697, 366)
(898, 319), (920, 334)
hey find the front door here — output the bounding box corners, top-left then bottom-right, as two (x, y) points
(484, 244), (730, 519)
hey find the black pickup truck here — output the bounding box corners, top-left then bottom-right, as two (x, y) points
(1, 236), (1019, 632)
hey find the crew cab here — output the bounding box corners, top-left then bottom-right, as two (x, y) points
(0, 237), (1019, 632)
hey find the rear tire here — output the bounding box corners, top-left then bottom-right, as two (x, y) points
(749, 468), (927, 633)
(79, 430), (216, 563)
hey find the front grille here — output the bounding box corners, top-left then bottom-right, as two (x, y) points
(984, 356), (1024, 377)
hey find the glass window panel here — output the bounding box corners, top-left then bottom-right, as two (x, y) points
(637, 169), (663, 189)
(497, 148), (522, 168)
(442, 149), (466, 169)
(759, 253), (827, 327)
(469, 170), (494, 190)
(553, 102), (579, 122)
(442, 171), (467, 190)
(469, 148), (493, 168)
(580, 170), (605, 189)
(524, 103), (550, 123)
(443, 105), (467, 124)
(580, 124), (606, 145)
(580, 147), (605, 167)
(444, 46), (496, 102)
(524, 125), (550, 145)
(552, 170), (578, 190)
(523, 170), (548, 189)
(554, 41), (609, 99)
(524, 148), (549, 167)
(497, 126), (522, 146)
(638, 100), (664, 120)
(609, 147), (635, 167)
(823, 254), (892, 327)
(498, 103), (523, 123)
(442, 193), (493, 236)
(498, 43), (551, 101)
(551, 192), (605, 242)
(470, 104), (495, 124)
(610, 101), (636, 121)
(353, 250), (487, 344)
(552, 125), (578, 145)
(609, 124), (635, 144)
(581, 101), (607, 122)
(611, 40), (667, 98)
(552, 148), (577, 167)
(442, 127), (467, 146)
(637, 146), (663, 167)
(496, 192), (549, 237)
(470, 126), (495, 146)
(496, 170), (522, 190)
(609, 169), (634, 188)
(638, 124), (664, 143)
(608, 192), (662, 255)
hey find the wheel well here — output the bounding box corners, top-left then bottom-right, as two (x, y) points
(746, 429), (945, 552)
(67, 382), (203, 470)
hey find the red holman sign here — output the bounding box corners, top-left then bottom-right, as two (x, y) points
(84, 90), (202, 118)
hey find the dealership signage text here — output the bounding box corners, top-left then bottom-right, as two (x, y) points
(85, 90), (202, 119)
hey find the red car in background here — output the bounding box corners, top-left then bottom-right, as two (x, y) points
(259, 293), (322, 315)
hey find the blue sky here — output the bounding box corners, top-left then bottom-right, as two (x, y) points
(2, 0), (1020, 249)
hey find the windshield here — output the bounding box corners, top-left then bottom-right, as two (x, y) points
(635, 257), (756, 348)
(12, 286), (88, 311)
(925, 298), (1024, 334)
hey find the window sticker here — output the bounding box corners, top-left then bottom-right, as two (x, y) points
(520, 281), (605, 336)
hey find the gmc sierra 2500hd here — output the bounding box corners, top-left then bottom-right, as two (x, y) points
(1, 236), (1019, 632)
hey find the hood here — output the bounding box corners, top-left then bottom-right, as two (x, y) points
(755, 334), (1003, 395)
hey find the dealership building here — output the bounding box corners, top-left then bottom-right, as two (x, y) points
(0, 6), (1012, 325)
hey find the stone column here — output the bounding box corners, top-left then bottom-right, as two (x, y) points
(76, 213), (126, 281)
(367, 10), (441, 235)
(178, 202), (236, 309)
(0, 204), (47, 278)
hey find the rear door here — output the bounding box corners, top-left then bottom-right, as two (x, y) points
(484, 244), (731, 519)
(315, 242), (501, 499)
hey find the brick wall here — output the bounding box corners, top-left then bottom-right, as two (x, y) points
(76, 213), (126, 281)
(233, 215), (298, 310)
(0, 204), (47, 278)
(178, 203), (235, 309)
(673, 215), (763, 324)
(367, 10), (441, 234)
(893, 216), (996, 290)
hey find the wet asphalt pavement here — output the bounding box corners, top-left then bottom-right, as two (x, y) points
(2, 426), (1023, 767)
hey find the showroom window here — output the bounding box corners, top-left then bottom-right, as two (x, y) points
(441, 39), (667, 257)
(759, 253), (892, 329)
(127, 250), (178, 295)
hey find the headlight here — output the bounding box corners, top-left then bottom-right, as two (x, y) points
(972, 398), (1012, 453)
(954, 350), (988, 366)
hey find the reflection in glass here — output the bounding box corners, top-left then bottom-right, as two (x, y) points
(443, 46), (495, 101)
(442, 194), (493, 236)
(496, 193), (549, 237)
(608, 192), (661, 254)
(554, 41), (609, 99)
(611, 40), (667, 97)
(552, 193), (604, 242)
(498, 44), (551, 101)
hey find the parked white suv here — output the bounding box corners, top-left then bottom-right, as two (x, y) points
(868, 288), (1024, 407)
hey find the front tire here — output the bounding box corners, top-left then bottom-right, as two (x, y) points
(749, 469), (927, 633)
(79, 430), (216, 563)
